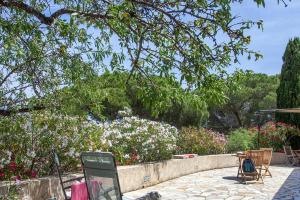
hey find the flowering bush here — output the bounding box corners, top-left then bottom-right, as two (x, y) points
(0, 111), (104, 181)
(250, 121), (300, 152)
(101, 116), (178, 165)
(176, 127), (227, 155)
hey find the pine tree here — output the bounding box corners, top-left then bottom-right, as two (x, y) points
(277, 37), (300, 126)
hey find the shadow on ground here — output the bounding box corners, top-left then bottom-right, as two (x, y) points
(222, 175), (259, 183)
(272, 168), (300, 200)
(222, 176), (237, 181)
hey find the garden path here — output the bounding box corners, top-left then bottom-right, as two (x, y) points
(124, 166), (300, 200)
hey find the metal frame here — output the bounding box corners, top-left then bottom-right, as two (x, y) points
(81, 152), (123, 200)
(52, 148), (84, 200)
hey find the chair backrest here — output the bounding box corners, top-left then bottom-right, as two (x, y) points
(81, 152), (122, 200)
(51, 148), (68, 200)
(260, 148), (273, 165)
(248, 150), (264, 167)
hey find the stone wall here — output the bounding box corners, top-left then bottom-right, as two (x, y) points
(0, 153), (287, 200)
(118, 154), (238, 193)
(271, 152), (287, 164)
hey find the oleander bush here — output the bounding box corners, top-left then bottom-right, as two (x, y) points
(226, 128), (254, 153)
(0, 111), (104, 181)
(0, 109), (179, 181)
(250, 121), (300, 152)
(176, 127), (227, 155)
(8, 109), (300, 182)
(101, 112), (178, 165)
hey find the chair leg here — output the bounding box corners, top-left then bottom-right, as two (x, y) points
(263, 167), (272, 178)
(286, 157), (294, 166)
(254, 168), (264, 184)
(266, 168), (272, 177)
(260, 174), (264, 184)
(237, 168), (240, 179)
(292, 158), (298, 166)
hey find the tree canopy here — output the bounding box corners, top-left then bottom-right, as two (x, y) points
(58, 72), (208, 127)
(209, 70), (279, 129)
(277, 37), (300, 126)
(0, 0), (272, 116)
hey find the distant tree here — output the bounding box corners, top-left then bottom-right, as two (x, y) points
(58, 72), (209, 127)
(277, 38), (300, 126)
(209, 70), (279, 129)
(129, 76), (209, 127)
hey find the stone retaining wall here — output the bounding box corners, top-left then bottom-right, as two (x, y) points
(0, 153), (286, 200)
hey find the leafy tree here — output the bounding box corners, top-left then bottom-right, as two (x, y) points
(58, 72), (131, 120)
(0, 0), (270, 116)
(59, 72), (208, 127)
(209, 70), (279, 129)
(277, 38), (300, 126)
(128, 75), (209, 127)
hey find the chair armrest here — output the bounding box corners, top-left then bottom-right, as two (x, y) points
(63, 176), (85, 184)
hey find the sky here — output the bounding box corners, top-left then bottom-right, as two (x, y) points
(230, 0), (300, 75)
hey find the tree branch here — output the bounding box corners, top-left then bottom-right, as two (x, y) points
(0, 105), (46, 116)
(126, 33), (144, 84)
(0, 0), (111, 25)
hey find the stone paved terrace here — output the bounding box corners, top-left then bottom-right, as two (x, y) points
(124, 166), (300, 200)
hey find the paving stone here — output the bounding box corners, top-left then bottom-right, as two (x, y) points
(124, 166), (300, 200)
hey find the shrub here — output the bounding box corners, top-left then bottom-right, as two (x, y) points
(250, 121), (300, 152)
(226, 128), (254, 152)
(101, 116), (178, 165)
(176, 127), (227, 155)
(0, 111), (104, 181)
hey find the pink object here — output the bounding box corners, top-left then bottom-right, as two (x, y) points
(172, 154), (198, 159)
(71, 182), (88, 200)
(71, 180), (102, 200)
(185, 154), (195, 158)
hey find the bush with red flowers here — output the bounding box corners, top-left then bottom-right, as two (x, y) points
(176, 127), (227, 155)
(250, 121), (300, 152)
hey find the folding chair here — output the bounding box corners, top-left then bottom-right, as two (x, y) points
(52, 148), (85, 200)
(240, 150), (264, 184)
(81, 152), (161, 200)
(260, 148), (273, 177)
(81, 152), (125, 200)
(283, 146), (299, 166)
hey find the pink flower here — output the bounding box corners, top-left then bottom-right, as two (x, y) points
(31, 170), (37, 178)
(9, 161), (17, 172)
(12, 175), (21, 182)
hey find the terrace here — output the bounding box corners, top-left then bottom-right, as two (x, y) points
(1, 152), (300, 200)
(125, 166), (300, 200)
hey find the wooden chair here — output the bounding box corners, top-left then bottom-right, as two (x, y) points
(52, 148), (85, 200)
(240, 150), (264, 184)
(260, 148), (273, 177)
(283, 146), (299, 166)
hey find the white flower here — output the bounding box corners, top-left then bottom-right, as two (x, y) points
(26, 149), (36, 158)
(6, 150), (12, 160)
(66, 148), (76, 157)
(61, 137), (68, 148)
(107, 140), (112, 147)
